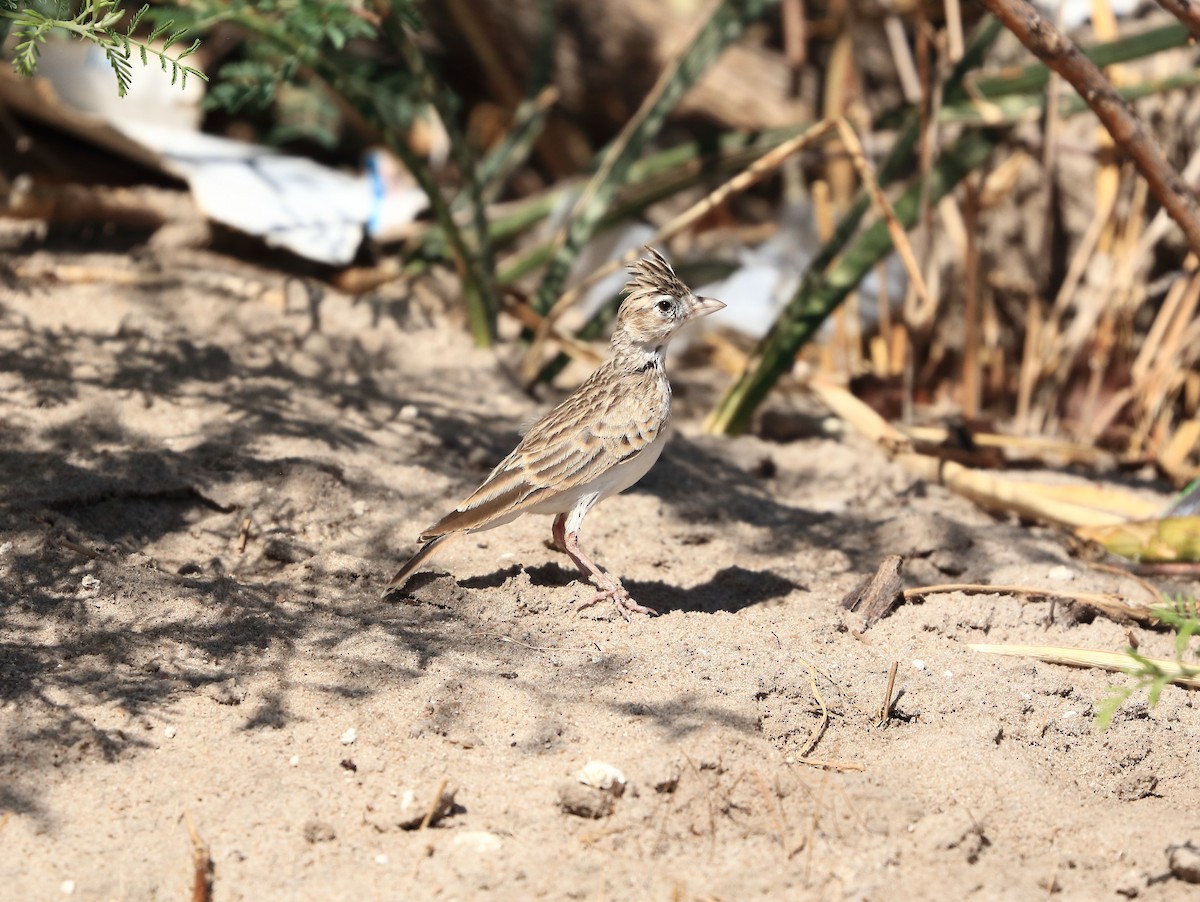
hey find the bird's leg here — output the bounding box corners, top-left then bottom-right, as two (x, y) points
(560, 527), (657, 619)
(550, 513), (569, 554)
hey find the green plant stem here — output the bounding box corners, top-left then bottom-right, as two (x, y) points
(387, 12), (498, 345)
(939, 68), (1200, 125)
(705, 129), (1004, 435)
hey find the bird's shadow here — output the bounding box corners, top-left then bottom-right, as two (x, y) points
(456, 562), (798, 615)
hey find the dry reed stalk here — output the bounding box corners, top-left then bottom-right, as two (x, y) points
(962, 177), (981, 417)
(1128, 272), (1200, 455)
(1157, 419), (1200, 483)
(782, 0), (807, 69)
(884, 15), (922, 103)
(1015, 295), (1043, 433)
(824, 34), (859, 377)
(810, 376), (1160, 526)
(876, 258), (893, 372)
(944, 0), (965, 62)
(970, 643), (1200, 688)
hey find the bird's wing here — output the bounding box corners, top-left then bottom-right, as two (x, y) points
(419, 371), (666, 540)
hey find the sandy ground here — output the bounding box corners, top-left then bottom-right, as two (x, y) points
(2, 236), (1200, 901)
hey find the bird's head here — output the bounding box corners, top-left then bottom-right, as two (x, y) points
(612, 247), (725, 349)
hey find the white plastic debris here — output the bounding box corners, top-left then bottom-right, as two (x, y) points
(0, 44), (427, 265)
(693, 201), (907, 343)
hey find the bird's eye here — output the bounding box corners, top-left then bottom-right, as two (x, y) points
(656, 299), (673, 313)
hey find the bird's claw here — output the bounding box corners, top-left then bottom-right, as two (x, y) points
(578, 585), (657, 620)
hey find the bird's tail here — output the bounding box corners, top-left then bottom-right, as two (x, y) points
(381, 533), (456, 599)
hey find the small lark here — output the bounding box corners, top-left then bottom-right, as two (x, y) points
(384, 247), (725, 618)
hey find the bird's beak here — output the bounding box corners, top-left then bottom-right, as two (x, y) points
(687, 296), (726, 320)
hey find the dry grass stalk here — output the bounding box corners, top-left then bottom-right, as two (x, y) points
(906, 582), (1160, 624)
(970, 643), (1200, 689)
(961, 177), (981, 417)
(811, 375), (1159, 527)
(501, 292), (603, 367)
(875, 661), (899, 727)
(836, 119), (936, 324)
(884, 15), (922, 103)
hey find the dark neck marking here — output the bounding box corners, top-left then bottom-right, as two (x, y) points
(636, 346), (665, 373)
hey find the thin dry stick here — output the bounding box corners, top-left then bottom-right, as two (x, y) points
(835, 119), (936, 316)
(418, 778), (451, 831)
(976, 0), (1200, 257)
(875, 661), (899, 727)
(525, 117), (839, 375)
(1086, 560), (1166, 606)
(501, 293), (603, 366)
(1153, 0), (1200, 40)
(904, 582), (1161, 623)
(750, 770), (793, 858)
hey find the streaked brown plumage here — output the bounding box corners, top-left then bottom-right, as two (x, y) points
(383, 247), (724, 618)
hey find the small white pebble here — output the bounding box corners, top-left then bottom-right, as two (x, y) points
(352, 500), (369, 517)
(452, 831), (503, 853)
(0, 541), (13, 554)
(289, 755), (300, 767)
(1047, 565), (1075, 581)
(943, 670), (954, 678)
(1062, 710), (1079, 719)
(912, 659), (926, 671)
(80, 575), (101, 592)
(163, 726), (176, 739)
(399, 404), (419, 420)
(340, 728), (358, 745)
(61, 881), (75, 895)
(374, 854), (388, 865)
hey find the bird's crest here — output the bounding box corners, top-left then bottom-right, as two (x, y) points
(625, 246), (690, 300)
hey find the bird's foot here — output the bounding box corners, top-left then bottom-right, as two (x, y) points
(577, 584), (657, 620)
